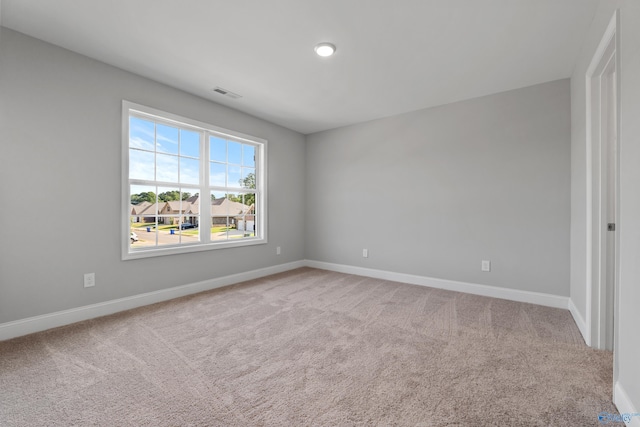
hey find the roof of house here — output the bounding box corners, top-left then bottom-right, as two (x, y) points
(212, 199), (249, 217)
(130, 202), (159, 216)
(162, 200), (188, 213)
(132, 196), (250, 217)
(180, 195), (250, 217)
(130, 201), (151, 215)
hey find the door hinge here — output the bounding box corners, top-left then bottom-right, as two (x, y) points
(608, 223), (616, 231)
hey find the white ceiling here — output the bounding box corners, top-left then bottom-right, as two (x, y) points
(1, 0), (599, 134)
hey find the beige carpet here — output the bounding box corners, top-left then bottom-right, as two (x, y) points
(0, 268), (616, 426)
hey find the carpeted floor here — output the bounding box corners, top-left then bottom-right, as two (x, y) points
(0, 268), (616, 426)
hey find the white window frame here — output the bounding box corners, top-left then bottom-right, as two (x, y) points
(122, 100), (267, 260)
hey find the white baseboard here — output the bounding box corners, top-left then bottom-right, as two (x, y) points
(305, 260), (569, 309)
(614, 382), (640, 427)
(0, 259), (573, 342)
(0, 260), (305, 342)
(568, 298), (590, 346)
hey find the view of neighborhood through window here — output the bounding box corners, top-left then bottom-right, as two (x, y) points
(126, 102), (264, 257)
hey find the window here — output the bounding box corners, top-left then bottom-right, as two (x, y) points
(122, 101), (266, 259)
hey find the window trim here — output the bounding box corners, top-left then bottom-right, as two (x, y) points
(121, 100), (268, 260)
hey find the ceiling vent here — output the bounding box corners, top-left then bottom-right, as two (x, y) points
(212, 86), (242, 99)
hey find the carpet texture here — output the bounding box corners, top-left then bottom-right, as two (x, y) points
(0, 268), (616, 426)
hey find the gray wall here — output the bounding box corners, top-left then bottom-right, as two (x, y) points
(306, 79), (571, 296)
(0, 28), (306, 324)
(570, 0), (640, 413)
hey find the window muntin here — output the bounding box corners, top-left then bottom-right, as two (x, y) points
(123, 101), (266, 259)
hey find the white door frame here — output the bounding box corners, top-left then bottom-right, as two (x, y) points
(585, 10), (620, 351)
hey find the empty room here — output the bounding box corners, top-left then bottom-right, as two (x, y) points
(1, 1), (639, 426)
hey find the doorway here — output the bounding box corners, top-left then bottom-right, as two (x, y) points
(586, 10), (619, 351)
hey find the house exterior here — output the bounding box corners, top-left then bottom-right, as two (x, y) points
(130, 202), (159, 223)
(211, 197), (250, 226)
(130, 196), (250, 228)
(236, 204), (255, 232)
(185, 198), (200, 226)
(160, 201), (189, 225)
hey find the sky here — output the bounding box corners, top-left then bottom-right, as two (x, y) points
(129, 116), (255, 190)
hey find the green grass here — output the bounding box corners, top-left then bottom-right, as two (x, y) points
(181, 226), (233, 236)
(132, 224), (245, 236)
(131, 221), (156, 228)
(211, 226), (233, 233)
(157, 224), (176, 230)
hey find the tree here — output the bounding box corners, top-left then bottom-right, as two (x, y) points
(158, 191), (178, 202)
(241, 193), (255, 207)
(239, 173), (256, 207)
(240, 173), (256, 190)
(226, 194), (241, 203)
(157, 191), (191, 202)
(131, 191), (156, 204)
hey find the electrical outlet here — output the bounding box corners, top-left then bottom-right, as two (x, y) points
(363, 249), (368, 258)
(276, 246), (281, 255)
(84, 273), (95, 288)
(481, 260), (491, 272)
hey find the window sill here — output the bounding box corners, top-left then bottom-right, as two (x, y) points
(122, 237), (267, 260)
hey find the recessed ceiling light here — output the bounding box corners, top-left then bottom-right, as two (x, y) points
(314, 42), (336, 57)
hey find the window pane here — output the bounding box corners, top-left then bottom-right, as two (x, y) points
(180, 157), (199, 185)
(158, 187), (182, 206)
(228, 165), (241, 188)
(211, 191), (229, 241)
(181, 190), (195, 202)
(211, 191), (228, 217)
(223, 192), (250, 240)
(243, 144), (255, 167)
(130, 149), (155, 181)
(241, 168), (256, 189)
(210, 136), (226, 162)
(236, 222), (255, 238)
(155, 216), (180, 246)
(211, 223), (229, 241)
(130, 184), (158, 249)
(156, 154), (179, 183)
(130, 216), (158, 247)
(156, 124), (179, 155)
(182, 191), (199, 231)
(125, 104), (265, 258)
(236, 192), (256, 239)
(129, 117), (155, 151)
(228, 141), (242, 165)
(156, 186), (180, 246)
(154, 188), (200, 244)
(178, 197), (199, 244)
(211, 191), (226, 201)
(240, 192), (256, 208)
(180, 129), (199, 158)
(181, 193), (200, 243)
(180, 219), (200, 243)
(130, 216), (143, 248)
(130, 184), (157, 210)
(210, 162), (226, 186)
(225, 192), (247, 214)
